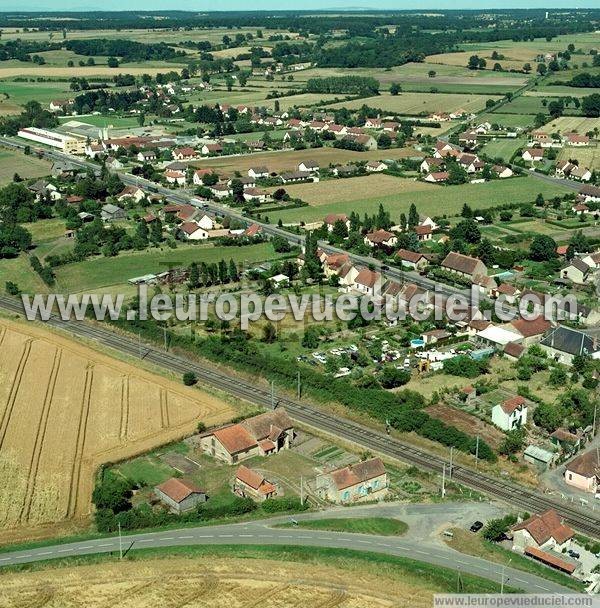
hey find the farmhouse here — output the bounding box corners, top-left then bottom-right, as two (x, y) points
(209, 183), (232, 199)
(569, 166), (592, 182)
(434, 140), (461, 159)
(491, 396), (528, 431)
(233, 465), (277, 502)
(316, 458), (388, 504)
(154, 478), (207, 514)
(561, 258), (592, 285)
(580, 185), (600, 202)
(506, 316), (551, 347)
(564, 450), (600, 493)
(458, 131), (478, 148)
(165, 169), (186, 185)
(493, 164), (513, 178)
(243, 188), (271, 203)
(137, 150), (157, 163)
(198, 409), (295, 465)
(414, 224), (433, 242)
(441, 252), (487, 281)
(511, 509), (574, 554)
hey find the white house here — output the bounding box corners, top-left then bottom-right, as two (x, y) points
(491, 395), (527, 431)
(298, 160), (319, 173)
(165, 169), (186, 186)
(522, 148), (544, 163)
(197, 213), (216, 231)
(364, 229), (397, 248)
(352, 268), (382, 297)
(248, 166), (269, 179)
(366, 160), (388, 173)
(179, 222), (209, 240)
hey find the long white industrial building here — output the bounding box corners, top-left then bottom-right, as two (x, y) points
(17, 127), (85, 155)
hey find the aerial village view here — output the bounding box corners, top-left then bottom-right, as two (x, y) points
(0, 4), (599, 607)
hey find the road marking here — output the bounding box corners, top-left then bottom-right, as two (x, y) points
(177, 536), (194, 540)
(357, 540), (372, 544)
(239, 535), (254, 538)
(138, 539), (153, 543)
(37, 552), (52, 556)
(317, 537), (333, 541)
(297, 536), (312, 539)
(278, 535), (293, 539)
(218, 534), (233, 538)
(193, 535), (214, 538)
(58, 549), (72, 553)
(0, 557), (10, 561)
(78, 546), (93, 550)
(98, 543), (112, 547)
(161, 537), (174, 541)
(415, 550), (429, 555)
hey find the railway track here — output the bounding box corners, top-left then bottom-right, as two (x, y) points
(1, 294), (599, 538)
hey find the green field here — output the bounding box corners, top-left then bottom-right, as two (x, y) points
(494, 95), (581, 115)
(0, 80), (72, 114)
(279, 517), (408, 536)
(480, 137), (527, 162)
(58, 115), (141, 129)
(54, 242), (283, 292)
(326, 91), (502, 115)
(0, 149), (52, 184)
(477, 112), (537, 129)
(268, 176), (570, 225)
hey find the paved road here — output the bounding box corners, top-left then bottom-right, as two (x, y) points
(0, 502), (573, 593)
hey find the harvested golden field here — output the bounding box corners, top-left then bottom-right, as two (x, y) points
(0, 319), (234, 544)
(194, 146), (419, 174)
(327, 92), (502, 114)
(0, 65), (182, 79)
(0, 555), (432, 608)
(268, 174), (432, 207)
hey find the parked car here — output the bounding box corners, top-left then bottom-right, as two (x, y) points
(568, 550), (580, 559)
(470, 521), (484, 533)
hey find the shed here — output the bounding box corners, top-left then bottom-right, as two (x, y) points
(524, 445), (555, 470)
(155, 478), (207, 513)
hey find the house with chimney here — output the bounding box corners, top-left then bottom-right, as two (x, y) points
(233, 465), (277, 502)
(198, 409), (294, 465)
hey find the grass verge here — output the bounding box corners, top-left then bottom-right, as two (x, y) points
(277, 517), (408, 536)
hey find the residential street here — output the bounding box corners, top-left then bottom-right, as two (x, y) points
(0, 502), (577, 593)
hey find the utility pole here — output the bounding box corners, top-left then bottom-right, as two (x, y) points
(500, 559), (511, 594)
(475, 435), (480, 469)
(441, 463), (446, 498)
(449, 446), (454, 479)
(300, 475), (304, 506)
(162, 326), (168, 351)
(138, 330), (142, 359)
(271, 380), (275, 409)
(118, 522), (123, 560)
(593, 401), (598, 436)
(297, 371), (301, 400)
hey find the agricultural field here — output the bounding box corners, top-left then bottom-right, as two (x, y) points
(194, 146), (420, 175)
(0, 545), (502, 607)
(268, 176), (570, 225)
(493, 95), (575, 116)
(477, 112), (537, 129)
(0, 80), (75, 115)
(268, 174), (433, 207)
(326, 92), (502, 115)
(542, 116), (600, 135)
(0, 149), (52, 185)
(0, 319), (234, 543)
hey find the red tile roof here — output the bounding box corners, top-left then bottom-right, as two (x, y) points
(213, 424), (257, 454)
(501, 395), (526, 415)
(524, 546), (576, 573)
(156, 478), (204, 503)
(510, 317), (551, 338)
(513, 510), (574, 546)
(236, 465), (275, 495)
(330, 458), (386, 491)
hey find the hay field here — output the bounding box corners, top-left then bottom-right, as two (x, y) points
(543, 116), (600, 134)
(194, 146), (419, 174)
(0, 319), (234, 543)
(0, 555), (436, 608)
(269, 174), (432, 207)
(326, 92), (501, 114)
(0, 150), (52, 185)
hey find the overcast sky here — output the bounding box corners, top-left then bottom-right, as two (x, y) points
(2, 1), (598, 11)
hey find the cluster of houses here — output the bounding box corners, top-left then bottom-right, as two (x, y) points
(421, 140), (513, 183)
